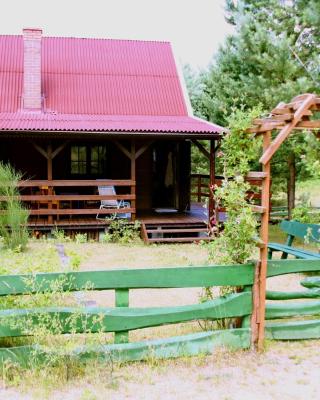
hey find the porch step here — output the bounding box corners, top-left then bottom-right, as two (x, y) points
(141, 221), (211, 244)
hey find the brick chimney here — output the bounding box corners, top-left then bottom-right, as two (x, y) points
(23, 28), (42, 111)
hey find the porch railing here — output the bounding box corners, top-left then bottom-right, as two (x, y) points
(190, 173), (265, 204)
(12, 179), (136, 223)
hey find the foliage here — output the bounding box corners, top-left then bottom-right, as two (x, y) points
(292, 204), (320, 224)
(299, 132), (320, 179)
(209, 107), (261, 263)
(74, 233), (88, 244)
(186, 0), (320, 197)
(103, 219), (141, 244)
(0, 163), (29, 251)
(52, 229), (71, 243)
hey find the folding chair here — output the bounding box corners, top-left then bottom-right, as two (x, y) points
(96, 185), (130, 220)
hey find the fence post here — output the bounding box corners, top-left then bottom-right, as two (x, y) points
(115, 288), (129, 344)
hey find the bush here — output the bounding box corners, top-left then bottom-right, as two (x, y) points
(104, 219), (141, 244)
(0, 163), (29, 250)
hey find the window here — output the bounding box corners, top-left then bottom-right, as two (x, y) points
(70, 145), (106, 175)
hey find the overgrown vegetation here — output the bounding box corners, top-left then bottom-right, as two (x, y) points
(208, 107), (261, 264)
(101, 219), (141, 244)
(0, 163), (29, 251)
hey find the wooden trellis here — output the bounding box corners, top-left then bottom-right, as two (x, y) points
(248, 93), (320, 350)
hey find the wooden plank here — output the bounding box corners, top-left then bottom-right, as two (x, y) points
(0, 292), (252, 338)
(260, 94), (317, 165)
(146, 228), (209, 233)
(17, 180), (135, 187)
(266, 289), (320, 300)
(251, 205), (266, 214)
(24, 208), (134, 216)
(0, 264), (255, 296)
(147, 237), (211, 243)
(296, 120), (320, 129)
(301, 277), (320, 289)
(1, 195), (135, 201)
(266, 300), (320, 319)
(0, 328), (251, 367)
(246, 172), (267, 179)
(265, 319), (320, 340)
(115, 289), (129, 344)
(267, 259), (320, 277)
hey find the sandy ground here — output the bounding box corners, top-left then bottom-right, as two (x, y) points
(0, 242), (319, 399)
(1, 339), (320, 400)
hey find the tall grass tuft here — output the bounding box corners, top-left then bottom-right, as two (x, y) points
(0, 162), (29, 250)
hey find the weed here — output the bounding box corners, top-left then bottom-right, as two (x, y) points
(75, 233), (88, 244)
(105, 219), (141, 244)
(0, 162), (29, 250)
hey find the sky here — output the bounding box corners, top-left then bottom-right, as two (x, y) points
(0, 0), (234, 69)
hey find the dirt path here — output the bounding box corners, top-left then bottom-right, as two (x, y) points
(1, 340), (320, 400)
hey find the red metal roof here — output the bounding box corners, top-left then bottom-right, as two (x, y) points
(0, 34), (224, 134)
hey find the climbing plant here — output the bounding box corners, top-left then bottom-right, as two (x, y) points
(209, 106), (262, 265)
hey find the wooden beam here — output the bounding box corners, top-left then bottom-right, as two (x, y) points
(209, 140), (215, 225)
(260, 94), (317, 165)
(135, 141), (154, 160)
(47, 143), (53, 224)
(52, 141), (70, 159)
(114, 141), (131, 159)
(295, 120), (320, 129)
(131, 140), (136, 221)
(31, 142), (48, 159)
(257, 130), (272, 351)
(192, 140), (210, 160)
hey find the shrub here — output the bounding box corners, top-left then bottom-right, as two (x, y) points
(105, 219), (141, 244)
(0, 163), (29, 250)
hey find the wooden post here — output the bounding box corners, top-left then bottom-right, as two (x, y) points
(47, 142), (53, 224)
(197, 175), (201, 202)
(114, 288), (129, 344)
(257, 131), (271, 351)
(209, 140), (215, 225)
(131, 140), (136, 221)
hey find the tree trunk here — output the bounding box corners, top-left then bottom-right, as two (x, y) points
(287, 152), (296, 220)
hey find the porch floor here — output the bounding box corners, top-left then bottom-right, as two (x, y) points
(27, 202), (208, 230)
(138, 202), (207, 225)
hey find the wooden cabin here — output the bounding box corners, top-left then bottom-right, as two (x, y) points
(0, 28), (225, 242)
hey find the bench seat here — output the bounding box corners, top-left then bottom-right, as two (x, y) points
(268, 242), (320, 260)
(268, 220), (320, 260)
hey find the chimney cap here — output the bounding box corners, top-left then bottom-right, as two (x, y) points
(23, 28), (43, 37)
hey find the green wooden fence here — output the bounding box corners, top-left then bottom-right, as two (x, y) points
(0, 263), (255, 366)
(0, 259), (320, 367)
(266, 259), (320, 340)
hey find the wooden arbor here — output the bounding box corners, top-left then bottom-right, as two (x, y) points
(248, 93), (320, 350)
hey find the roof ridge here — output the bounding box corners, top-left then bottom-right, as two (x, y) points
(0, 33), (171, 45)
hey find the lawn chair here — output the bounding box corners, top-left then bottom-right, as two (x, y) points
(96, 185), (130, 220)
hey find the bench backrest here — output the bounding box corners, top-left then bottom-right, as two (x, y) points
(280, 220), (320, 243)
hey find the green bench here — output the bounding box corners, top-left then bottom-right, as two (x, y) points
(268, 220), (320, 260)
